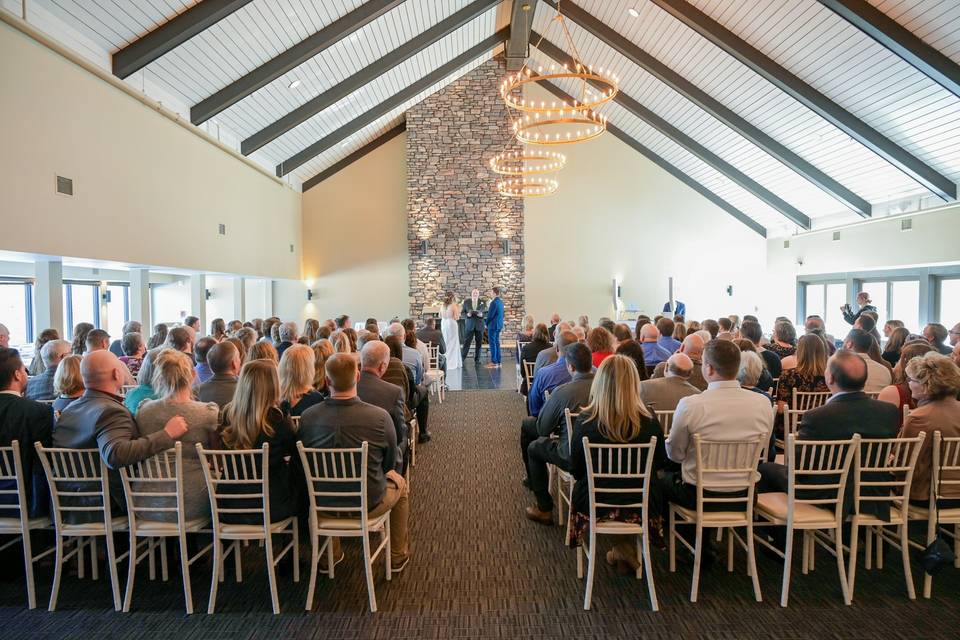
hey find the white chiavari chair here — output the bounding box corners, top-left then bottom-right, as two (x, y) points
(426, 343), (445, 403)
(792, 389), (832, 412)
(516, 341), (530, 393)
(654, 410), (674, 437)
(552, 410), (578, 543)
(523, 361), (536, 397)
(774, 409), (805, 460)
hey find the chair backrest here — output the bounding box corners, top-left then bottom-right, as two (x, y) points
(792, 389), (832, 411)
(771, 377), (779, 395)
(784, 409), (804, 438)
(902, 405), (911, 424)
(426, 343), (441, 370)
(297, 441), (369, 529)
(34, 444), (113, 530)
(932, 432), (960, 503)
(864, 391), (880, 399)
(654, 410), (674, 436)
(290, 416), (301, 430)
(563, 409), (579, 453)
(196, 444), (269, 530)
(0, 441), (28, 521)
(517, 341), (530, 354)
(582, 436), (657, 520)
(692, 435), (765, 511)
(852, 434), (925, 519)
(784, 434), (859, 521)
(121, 385), (137, 396)
(119, 442), (184, 526)
(523, 360), (536, 387)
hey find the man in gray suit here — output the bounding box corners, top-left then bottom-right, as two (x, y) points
(641, 353), (701, 412)
(53, 350), (187, 518)
(460, 288), (487, 363)
(25, 339), (71, 401)
(196, 341), (240, 409)
(533, 322), (570, 375)
(357, 341), (407, 472)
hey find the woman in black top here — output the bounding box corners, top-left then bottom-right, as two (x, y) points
(519, 324), (552, 395)
(568, 355), (668, 574)
(882, 326), (909, 368)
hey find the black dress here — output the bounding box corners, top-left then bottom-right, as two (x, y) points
(520, 339), (552, 395)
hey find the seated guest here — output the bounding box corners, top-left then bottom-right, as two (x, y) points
(767, 321), (797, 360)
(639, 323), (672, 370)
(26, 338), (71, 400)
(547, 313), (561, 341)
(634, 315), (652, 336)
(386, 322), (423, 385)
(109, 321), (141, 358)
(901, 353), (960, 505)
(299, 353), (411, 571)
(672, 321), (687, 344)
(136, 349), (220, 521)
(382, 336), (412, 412)
(587, 327), (616, 368)
(516, 314), (535, 343)
(702, 319), (720, 340)
(279, 344), (325, 416)
(685, 319), (701, 334)
(235, 327), (258, 356)
(220, 359), (301, 524)
(878, 340), (934, 424)
(193, 336), (217, 385)
(845, 329), (892, 392)
(521, 343), (594, 521)
(951, 322), (960, 348)
(804, 315), (836, 355)
(651, 333), (707, 391)
(568, 355), (668, 572)
(738, 351), (771, 399)
(883, 319), (905, 339)
(578, 315), (591, 336)
(87, 329), (136, 386)
(335, 315), (351, 330)
(615, 339), (648, 381)
(225, 337), (245, 365)
(0, 348), (54, 517)
(164, 326), (195, 360)
(329, 330), (352, 353)
(197, 341), (240, 409)
(640, 353), (700, 411)
(661, 340), (775, 517)
(734, 339), (775, 392)
(302, 319), (320, 345)
(528, 331), (578, 417)
(718, 317), (734, 336)
(953, 342), (960, 368)
(147, 323), (168, 350)
(357, 342), (407, 472)
(854, 313), (883, 346)
(71, 322), (94, 356)
(416, 317), (445, 359)
(402, 319), (432, 378)
(535, 322), (570, 374)
(613, 323), (633, 344)
(882, 326), (910, 368)
(210, 318), (227, 342)
(118, 332), (146, 379)
(741, 320), (780, 379)
(924, 323), (953, 356)
(276, 322), (298, 359)
(248, 340), (279, 363)
(183, 316), (200, 335)
(53, 351), (188, 516)
(311, 339), (335, 396)
(124, 352), (159, 415)
(343, 327), (359, 352)
(520, 324), (553, 395)
(52, 354), (84, 414)
(28, 328), (61, 376)
(776, 334), (829, 412)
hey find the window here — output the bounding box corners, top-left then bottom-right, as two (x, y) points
(0, 282), (32, 350)
(863, 282), (888, 325)
(940, 279), (960, 327)
(150, 282), (189, 327)
(803, 282), (846, 338)
(105, 284), (129, 334)
(890, 281), (920, 333)
(63, 282), (99, 334)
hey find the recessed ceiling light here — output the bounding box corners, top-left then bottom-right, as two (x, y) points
(340, 141), (350, 148)
(627, 7), (640, 17)
(288, 79), (301, 89)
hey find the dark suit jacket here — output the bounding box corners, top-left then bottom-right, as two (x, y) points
(416, 328), (445, 354)
(0, 393), (54, 517)
(357, 371), (407, 471)
(520, 339), (553, 396)
(275, 341), (294, 359)
(798, 391), (899, 519)
(109, 339), (125, 358)
(535, 373), (594, 462)
(196, 373), (237, 409)
(461, 298), (487, 333)
(25, 367), (56, 401)
(383, 358), (413, 419)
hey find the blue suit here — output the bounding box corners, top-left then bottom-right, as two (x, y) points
(486, 296), (505, 364)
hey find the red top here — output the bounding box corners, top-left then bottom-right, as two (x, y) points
(592, 351), (613, 368)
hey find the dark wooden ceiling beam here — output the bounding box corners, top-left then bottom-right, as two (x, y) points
(302, 121), (406, 191)
(649, 0), (956, 201)
(505, 0), (536, 71)
(112, 0), (253, 79)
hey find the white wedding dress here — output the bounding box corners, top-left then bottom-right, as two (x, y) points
(441, 303), (462, 370)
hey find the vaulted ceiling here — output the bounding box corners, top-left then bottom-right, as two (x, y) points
(19, 0), (960, 237)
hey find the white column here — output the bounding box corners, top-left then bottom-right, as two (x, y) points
(265, 280), (274, 318)
(232, 277), (246, 321)
(129, 269), (151, 327)
(34, 259), (64, 335)
(190, 274), (207, 336)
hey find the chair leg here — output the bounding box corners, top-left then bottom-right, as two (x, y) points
(668, 508), (677, 573)
(179, 532), (194, 614)
(876, 526), (884, 569)
(148, 537), (156, 581)
(691, 524), (704, 603)
(864, 526), (872, 570)
(746, 523), (762, 602)
(384, 519), (392, 581)
(90, 536), (98, 581)
(576, 539), (584, 579)
(77, 537), (85, 580)
(801, 532), (809, 575)
(327, 535), (336, 579)
(104, 532), (122, 612)
(583, 530), (597, 610)
(899, 523), (916, 600)
(727, 528), (734, 573)
(780, 528), (795, 607)
(292, 519), (300, 584)
(923, 515), (936, 598)
(635, 534), (642, 580)
(208, 541), (222, 614)
(305, 534), (320, 611)
(21, 529), (37, 610)
(160, 536), (169, 582)
(847, 521), (859, 598)
(233, 540), (242, 583)
(362, 531), (378, 613)
(641, 530), (659, 612)
(123, 531), (138, 612)
(835, 528), (851, 606)
(264, 533), (281, 614)
(48, 535), (64, 612)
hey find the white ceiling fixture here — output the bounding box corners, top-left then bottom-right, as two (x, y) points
(288, 79), (301, 89)
(627, 8), (640, 18)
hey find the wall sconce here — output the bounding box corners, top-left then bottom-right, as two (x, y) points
(101, 290), (112, 303)
(500, 238), (510, 254)
(420, 239), (429, 254)
(306, 288), (314, 301)
(205, 288), (212, 300)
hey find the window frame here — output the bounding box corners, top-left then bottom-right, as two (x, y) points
(0, 279), (35, 344)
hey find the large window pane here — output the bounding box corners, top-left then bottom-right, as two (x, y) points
(106, 285), (128, 334)
(151, 282), (189, 326)
(805, 284), (824, 322)
(890, 281), (920, 334)
(864, 282), (888, 325)
(939, 279), (960, 328)
(64, 283), (98, 333)
(825, 283), (847, 339)
(0, 283), (29, 349)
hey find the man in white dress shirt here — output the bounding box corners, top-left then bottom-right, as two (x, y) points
(844, 329), (891, 393)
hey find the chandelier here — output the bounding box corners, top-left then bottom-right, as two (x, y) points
(496, 176), (559, 198)
(489, 149), (566, 175)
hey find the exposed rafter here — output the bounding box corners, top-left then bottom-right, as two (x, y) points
(648, 0), (957, 202)
(818, 0), (960, 100)
(537, 81), (764, 236)
(112, 0), (252, 79)
(532, 33), (810, 230)
(303, 121), (406, 191)
(541, 0), (871, 219)
(505, 0), (536, 71)
(190, 0), (405, 126)
(242, 0), (500, 156)
(277, 29), (509, 178)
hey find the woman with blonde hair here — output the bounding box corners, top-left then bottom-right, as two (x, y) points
(209, 318), (227, 342)
(279, 344), (325, 416)
(221, 359), (301, 524)
(329, 330), (352, 354)
(311, 339), (335, 394)
(587, 327), (616, 368)
(775, 334), (828, 412)
(567, 355), (668, 574)
(672, 322), (687, 343)
(686, 320), (701, 334)
(52, 354), (84, 414)
(136, 348), (221, 521)
(878, 340), (934, 422)
(248, 340), (279, 363)
(517, 314), (535, 342)
(303, 318), (320, 344)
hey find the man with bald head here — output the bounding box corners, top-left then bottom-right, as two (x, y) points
(640, 323), (672, 371)
(54, 350), (188, 517)
(547, 313), (561, 341)
(358, 341), (407, 472)
(528, 330), (578, 417)
(641, 353), (701, 412)
(650, 333), (707, 391)
(0, 324), (9, 348)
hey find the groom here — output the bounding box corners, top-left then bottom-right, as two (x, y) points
(485, 287), (504, 369)
(461, 288), (486, 363)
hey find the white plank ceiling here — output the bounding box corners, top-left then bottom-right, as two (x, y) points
(14, 0), (960, 235)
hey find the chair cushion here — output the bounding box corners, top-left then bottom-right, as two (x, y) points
(135, 517), (209, 534)
(61, 516), (128, 535)
(671, 504), (750, 524)
(908, 504), (960, 521)
(220, 517), (294, 537)
(316, 511), (389, 531)
(0, 516), (51, 531)
(756, 492), (836, 526)
(593, 520), (645, 534)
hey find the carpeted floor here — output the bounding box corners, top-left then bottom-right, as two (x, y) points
(0, 389), (958, 638)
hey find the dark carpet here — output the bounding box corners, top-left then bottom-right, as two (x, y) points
(1, 389), (958, 638)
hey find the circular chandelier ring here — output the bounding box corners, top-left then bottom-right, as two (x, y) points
(489, 150), (567, 176)
(512, 112), (607, 146)
(496, 176), (560, 198)
(500, 71), (618, 113)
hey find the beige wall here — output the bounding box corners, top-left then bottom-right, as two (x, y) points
(524, 124), (768, 326)
(0, 22), (301, 279)
(299, 132), (409, 324)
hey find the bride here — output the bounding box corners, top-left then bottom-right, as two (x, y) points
(440, 291), (462, 370)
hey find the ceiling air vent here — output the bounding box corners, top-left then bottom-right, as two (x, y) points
(289, 244), (295, 253)
(55, 175), (73, 196)
(901, 218), (913, 231)
(783, 240), (790, 249)
(832, 231), (841, 241)
(218, 223), (226, 235)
